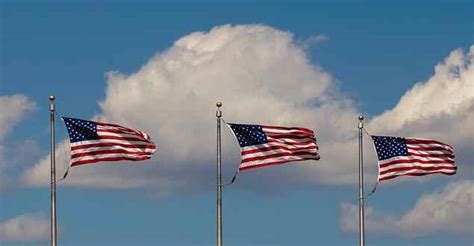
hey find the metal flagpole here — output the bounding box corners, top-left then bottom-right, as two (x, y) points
(358, 114), (365, 246)
(216, 102), (223, 246)
(50, 96), (58, 246)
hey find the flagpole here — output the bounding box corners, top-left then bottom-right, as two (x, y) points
(50, 96), (58, 246)
(216, 102), (223, 246)
(358, 114), (365, 246)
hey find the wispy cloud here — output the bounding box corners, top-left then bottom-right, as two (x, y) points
(0, 212), (49, 242)
(298, 34), (329, 49)
(0, 95), (36, 191)
(0, 95), (36, 139)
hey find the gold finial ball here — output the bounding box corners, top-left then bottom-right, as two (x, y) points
(49, 95), (55, 101)
(358, 114), (364, 121)
(216, 102), (222, 108)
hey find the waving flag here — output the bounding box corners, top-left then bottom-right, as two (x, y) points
(228, 123), (319, 171)
(62, 117), (156, 167)
(372, 136), (456, 181)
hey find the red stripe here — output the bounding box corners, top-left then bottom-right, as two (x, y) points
(71, 149), (154, 159)
(71, 156), (152, 167)
(265, 134), (315, 140)
(96, 122), (145, 135)
(405, 138), (453, 148)
(267, 139), (315, 145)
(71, 142), (156, 151)
(266, 130), (314, 136)
(239, 157), (319, 171)
(380, 165), (457, 176)
(95, 121), (127, 128)
(241, 151), (319, 163)
(97, 128), (143, 137)
(97, 135), (150, 142)
(379, 170), (456, 181)
(407, 146), (452, 152)
(262, 125), (314, 134)
(242, 145), (318, 155)
(265, 131), (314, 137)
(380, 159), (455, 168)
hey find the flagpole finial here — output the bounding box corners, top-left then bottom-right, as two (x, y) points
(49, 96), (55, 111)
(216, 102), (222, 118)
(358, 115), (364, 129)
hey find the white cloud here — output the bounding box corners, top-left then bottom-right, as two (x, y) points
(0, 95), (36, 190)
(298, 34), (329, 50)
(368, 45), (474, 182)
(0, 212), (49, 242)
(340, 202), (398, 235)
(369, 45), (474, 149)
(339, 47), (474, 237)
(22, 24), (360, 190)
(0, 95), (36, 139)
(340, 179), (474, 236)
(21, 25), (473, 192)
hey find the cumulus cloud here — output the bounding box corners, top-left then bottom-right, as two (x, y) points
(340, 180), (474, 236)
(369, 46), (474, 162)
(338, 46), (474, 236)
(21, 24), (473, 192)
(0, 95), (36, 190)
(367, 45), (474, 183)
(0, 212), (49, 242)
(22, 24), (359, 191)
(370, 46), (474, 131)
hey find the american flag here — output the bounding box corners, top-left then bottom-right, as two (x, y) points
(228, 123), (320, 171)
(62, 117), (156, 167)
(372, 136), (456, 181)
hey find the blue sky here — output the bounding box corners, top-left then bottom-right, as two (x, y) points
(1, 1), (473, 246)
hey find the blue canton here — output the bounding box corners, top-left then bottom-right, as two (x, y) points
(228, 123), (268, 147)
(62, 117), (99, 143)
(372, 136), (408, 160)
